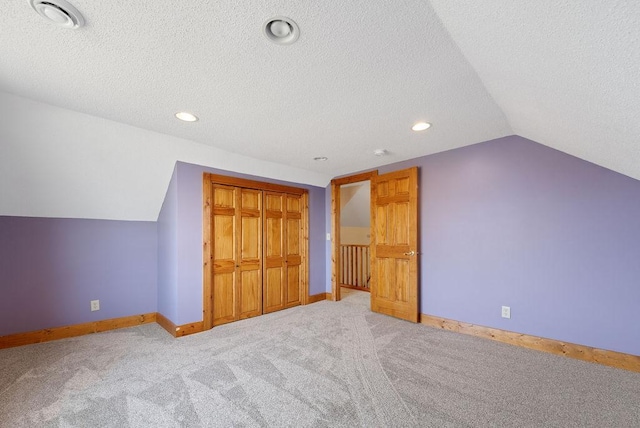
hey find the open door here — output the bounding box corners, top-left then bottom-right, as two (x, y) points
(370, 167), (419, 322)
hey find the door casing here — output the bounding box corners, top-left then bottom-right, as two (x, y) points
(330, 171), (378, 302)
(331, 168), (419, 323)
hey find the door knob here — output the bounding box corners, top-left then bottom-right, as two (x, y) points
(404, 250), (416, 256)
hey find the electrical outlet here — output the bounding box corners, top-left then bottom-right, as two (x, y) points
(501, 305), (511, 319)
(90, 300), (100, 312)
(326, 233), (331, 241)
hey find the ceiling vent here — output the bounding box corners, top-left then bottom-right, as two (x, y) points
(29, 0), (85, 29)
(263, 17), (300, 45)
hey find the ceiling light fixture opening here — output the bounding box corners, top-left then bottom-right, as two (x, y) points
(374, 149), (388, 156)
(175, 111), (198, 122)
(263, 17), (300, 45)
(29, 0), (85, 29)
(412, 121), (432, 131)
(313, 156), (328, 162)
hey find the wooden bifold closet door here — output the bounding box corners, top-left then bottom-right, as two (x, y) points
(210, 181), (304, 327)
(263, 192), (303, 314)
(212, 185), (263, 326)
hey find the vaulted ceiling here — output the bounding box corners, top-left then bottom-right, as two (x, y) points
(1, 1), (638, 221)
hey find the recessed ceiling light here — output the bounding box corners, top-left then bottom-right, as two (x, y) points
(313, 156), (328, 162)
(29, 0), (85, 29)
(263, 17), (300, 45)
(374, 149), (388, 156)
(175, 112), (198, 122)
(412, 122), (431, 131)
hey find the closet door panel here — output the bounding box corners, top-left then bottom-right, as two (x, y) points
(212, 185), (238, 326)
(241, 218), (260, 259)
(287, 218), (300, 255)
(213, 273), (236, 325)
(238, 189), (262, 319)
(205, 174), (308, 329)
(264, 193), (285, 313)
(264, 266), (284, 312)
(285, 194), (303, 308)
(286, 265), (300, 306)
(265, 218), (282, 256)
(213, 212), (234, 262)
(239, 269), (260, 317)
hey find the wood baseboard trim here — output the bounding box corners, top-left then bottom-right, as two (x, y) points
(176, 321), (204, 337)
(155, 312), (176, 336)
(156, 312), (204, 338)
(339, 284), (370, 292)
(420, 314), (640, 373)
(308, 292), (331, 304)
(0, 313), (157, 350)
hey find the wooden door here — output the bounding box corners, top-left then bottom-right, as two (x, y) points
(238, 188), (262, 320)
(285, 194), (303, 308)
(370, 167), (419, 322)
(203, 173), (309, 330)
(212, 185), (262, 326)
(212, 184), (238, 326)
(263, 192), (303, 313)
(263, 192), (285, 313)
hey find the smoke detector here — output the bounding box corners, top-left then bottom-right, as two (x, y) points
(29, 0), (85, 29)
(263, 17), (300, 45)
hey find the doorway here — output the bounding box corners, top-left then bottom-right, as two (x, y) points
(331, 167), (419, 322)
(331, 171), (377, 302)
(338, 181), (371, 293)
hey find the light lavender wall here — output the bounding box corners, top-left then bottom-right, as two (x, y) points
(169, 162), (326, 325)
(325, 184), (333, 294)
(0, 216), (157, 336)
(157, 165), (178, 321)
(374, 135), (640, 355)
(5, 134), (637, 358)
(307, 184), (327, 296)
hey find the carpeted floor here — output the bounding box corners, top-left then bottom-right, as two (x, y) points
(1, 290), (639, 427)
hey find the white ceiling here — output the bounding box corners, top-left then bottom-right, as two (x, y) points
(430, 1), (640, 183)
(1, 1), (638, 221)
(0, 92), (330, 221)
(341, 182), (371, 228)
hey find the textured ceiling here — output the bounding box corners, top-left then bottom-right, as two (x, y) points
(341, 182), (371, 228)
(430, 1), (640, 181)
(1, 0), (638, 220)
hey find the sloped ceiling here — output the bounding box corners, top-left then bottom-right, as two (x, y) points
(340, 182), (371, 228)
(430, 1), (640, 182)
(0, 1), (638, 221)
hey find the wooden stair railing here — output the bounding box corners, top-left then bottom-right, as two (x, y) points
(340, 244), (370, 291)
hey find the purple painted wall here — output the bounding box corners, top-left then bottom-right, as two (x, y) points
(167, 162), (326, 325)
(4, 135), (638, 357)
(157, 165), (178, 321)
(373, 135), (640, 355)
(307, 184), (328, 295)
(325, 184), (333, 294)
(0, 216), (157, 336)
